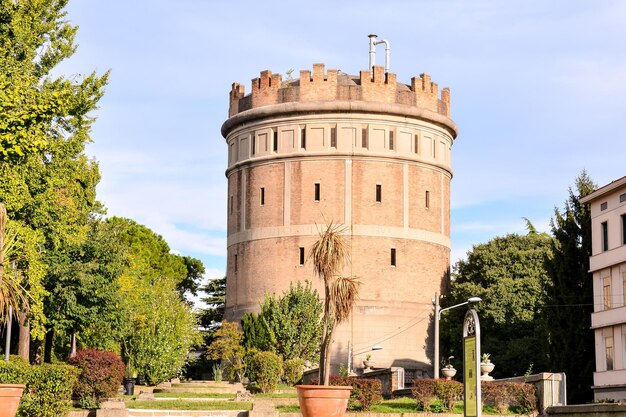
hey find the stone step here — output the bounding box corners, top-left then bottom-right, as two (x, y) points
(127, 411), (247, 417)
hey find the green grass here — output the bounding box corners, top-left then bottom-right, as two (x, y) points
(153, 392), (235, 398)
(254, 392), (298, 398)
(127, 400), (252, 410)
(170, 383), (225, 389)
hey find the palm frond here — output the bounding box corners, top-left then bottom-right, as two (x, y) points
(330, 276), (360, 324)
(308, 221), (348, 283)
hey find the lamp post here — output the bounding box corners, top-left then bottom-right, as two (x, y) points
(348, 343), (383, 375)
(433, 294), (482, 379)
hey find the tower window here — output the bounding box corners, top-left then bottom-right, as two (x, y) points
(234, 254), (238, 273)
(260, 187), (265, 206)
(390, 248), (396, 267)
(602, 221), (608, 252)
(301, 128), (306, 149)
(376, 184), (382, 203)
(425, 190), (430, 209)
(273, 130), (278, 152)
(299, 247), (305, 266)
(230, 196), (233, 215)
(414, 134), (419, 154)
(314, 183), (320, 202)
(389, 131), (394, 150)
(362, 128), (368, 148)
(331, 127), (337, 148)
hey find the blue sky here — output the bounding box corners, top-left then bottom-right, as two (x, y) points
(54, 1), (626, 304)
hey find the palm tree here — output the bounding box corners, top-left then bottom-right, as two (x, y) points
(309, 221), (360, 385)
(0, 203), (27, 325)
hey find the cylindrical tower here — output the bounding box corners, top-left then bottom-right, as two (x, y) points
(221, 63), (457, 378)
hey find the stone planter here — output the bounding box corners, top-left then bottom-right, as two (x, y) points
(441, 367), (457, 380)
(0, 384), (24, 417)
(480, 362), (495, 381)
(363, 360), (374, 370)
(296, 384), (352, 417)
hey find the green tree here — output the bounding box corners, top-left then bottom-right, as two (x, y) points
(543, 171), (595, 403)
(199, 276), (226, 331)
(247, 281), (322, 362)
(178, 256), (205, 303)
(440, 231), (552, 378)
(206, 321), (245, 382)
(0, 0), (109, 361)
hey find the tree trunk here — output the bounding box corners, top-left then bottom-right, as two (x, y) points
(69, 332), (77, 358)
(44, 328), (54, 363)
(16, 311), (29, 361)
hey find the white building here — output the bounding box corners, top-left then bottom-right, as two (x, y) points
(581, 175), (626, 401)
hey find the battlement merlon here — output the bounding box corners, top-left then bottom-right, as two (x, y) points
(227, 64), (452, 118)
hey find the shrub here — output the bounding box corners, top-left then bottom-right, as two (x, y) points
(248, 351), (283, 393)
(433, 379), (462, 411)
(68, 349), (125, 408)
(283, 358), (305, 386)
(0, 356), (79, 417)
(509, 382), (537, 414)
(327, 376), (382, 411)
(482, 381), (514, 414)
(412, 378), (436, 410)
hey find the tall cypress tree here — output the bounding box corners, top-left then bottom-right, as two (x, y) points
(544, 171), (595, 404)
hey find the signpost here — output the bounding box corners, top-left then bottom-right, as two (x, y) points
(463, 309), (481, 417)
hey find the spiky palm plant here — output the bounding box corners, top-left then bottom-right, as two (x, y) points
(0, 203), (27, 324)
(309, 221), (360, 385)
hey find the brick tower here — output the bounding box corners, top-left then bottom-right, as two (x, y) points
(221, 62), (457, 378)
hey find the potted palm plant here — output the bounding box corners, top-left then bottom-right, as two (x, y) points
(296, 222), (360, 417)
(0, 203), (27, 417)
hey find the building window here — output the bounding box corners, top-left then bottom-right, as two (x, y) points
(606, 335), (614, 371)
(602, 221), (609, 251)
(432, 138), (437, 158)
(376, 184), (382, 203)
(299, 247), (305, 266)
(601, 202), (608, 211)
(229, 196), (233, 215)
(623, 272), (626, 307)
(620, 193), (626, 203)
(234, 254), (238, 273)
(389, 131), (394, 150)
(425, 190), (430, 209)
(414, 134), (419, 154)
(390, 248), (396, 267)
(314, 183), (320, 202)
(622, 327), (626, 368)
(603, 274), (612, 310)
(273, 130), (278, 152)
(331, 127), (337, 148)
(622, 214), (626, 245)
(362, 128), (368, 148)
(260, 187), (265, 206)
(251, 136), (256, 155)
(301, 128), (306, 149)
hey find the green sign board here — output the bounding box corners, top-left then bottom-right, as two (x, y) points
(464, 336), (477, 416)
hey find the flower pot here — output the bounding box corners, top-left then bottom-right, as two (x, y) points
(441, 367), (457, 379)
(296, 384), (352, 417)
(363, 360), (374, 370)
(0, 384), (25, 417)
(480, 362), (495, 381)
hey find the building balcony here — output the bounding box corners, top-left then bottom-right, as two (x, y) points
(591, 305), (626, 329)
(590, 244), (626, 273)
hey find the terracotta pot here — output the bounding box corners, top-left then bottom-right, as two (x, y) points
(0, 384), (24, 417)
(296, 384), (352, 417)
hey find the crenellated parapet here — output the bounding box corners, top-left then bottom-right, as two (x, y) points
(228, 64), (451, 118)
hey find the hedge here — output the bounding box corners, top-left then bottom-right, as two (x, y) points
(0, 357), (79, 417)
(311, 375), (382, 411)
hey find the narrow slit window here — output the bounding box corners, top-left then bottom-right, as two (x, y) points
(252, 136), (256, 155)
(414, 134), (419, 154)
(376, 184), (382, 203)
(390, 248), (396, 267)
(299, 247), (305, 266)
(301, 128), (306, 149)
(602, 221), (609, 251)
(314, 183), (320, 202)
(234, 254), (238, 273)
(331, 127), (337, 148)
(389, 131), (394, 150)
(622, 214), (626, 245)
(273, 130), (278, 152)
(362, 128), (368, 148)
(229, 196), (233, 215)
(425, 190), (430, 208)
(260, 187), (265, 206)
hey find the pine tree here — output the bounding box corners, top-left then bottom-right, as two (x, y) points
(544, 171), (595, 404)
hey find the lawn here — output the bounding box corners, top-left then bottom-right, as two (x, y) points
(127, 399), (252, 410)
(153, 392), (235, 398)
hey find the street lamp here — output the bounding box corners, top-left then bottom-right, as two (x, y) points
(433, 294), (482, 379)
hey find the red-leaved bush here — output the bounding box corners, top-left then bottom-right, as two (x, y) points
(68, 349), (125, 407)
